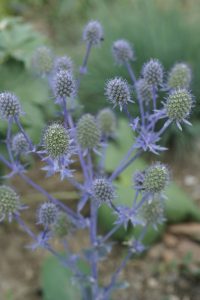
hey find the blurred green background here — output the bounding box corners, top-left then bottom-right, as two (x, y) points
(0, 0), (200, 151)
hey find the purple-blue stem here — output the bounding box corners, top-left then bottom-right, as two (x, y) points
(125, 61), (145, 127)
(14, 116), (34, 150)
(104, 250), (132, 300)
(15, 215), (70, 267)
(64, 101), (89, 183)
(87, 151), (99, 297)
(100, 223), (122, 244)
(109, 150), (142, 181)
(77, 41), (92, 91)
(6, 118), (15, 165)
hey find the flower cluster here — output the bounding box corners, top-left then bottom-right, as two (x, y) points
(0, 19), (195, 300)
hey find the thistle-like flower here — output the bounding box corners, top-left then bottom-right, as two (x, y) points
(136, 79), (152, 104)
(53, 70), (76, 99)
(142, 59), (163, 86)
(0, 185), (23, 222)
(54, 56), (73, 73)
(83, 20), (103, 45)
(165, 88), (193, 128)
(112, 39), (134, 65)
(167, 63), (191, 90)
(76, 114), (101, 150)
(37, 202), (58, 227)
(143, 163), (169, 193)
(0, 92), (22, 120)
(105, 77), (132, 111)
(139, 198), (165, 229)
(52, 212), (74, 237)
(97, 108), (117, 137)
(32, 46), (54, 76)
(12, 133), (29, 156)
(92, 178), (115, 205)
(43, 123), (71, 158)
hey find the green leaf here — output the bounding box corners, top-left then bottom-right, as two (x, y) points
(41, 256), (81, 300)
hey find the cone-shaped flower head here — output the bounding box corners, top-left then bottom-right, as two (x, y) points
(140, 198), (165, 227)
(166, 89), (193, 122)
(54, 70), (75, 99)
(38, 202), (58, 226)
(52, 212), (73, 237)
(136, 79), (152, 104)
(43, 123), (70, 158)
(76, 114), (101, 150)
(112, 39), (134, 65)
(142, 59), (163, 86)
(168, 63), (191, 90)
(105, 77), (132, 111)
(0, 92), (21, 120)
(54, 56), (73, 73)
(143, 163), (169, 193)
(97, 108), (116, 137)
(0, 185), (21, 222)
(83, 20), (103, 45)
(32, 46), (53, 75)
(12, 133), (29, 155)
(92, 178), (115, 204)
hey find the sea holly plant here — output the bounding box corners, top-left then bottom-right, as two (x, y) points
(0, 20), (194, 300)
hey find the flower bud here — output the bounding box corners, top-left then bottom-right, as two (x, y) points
(12, 133), (29, 155)
(54, 70), (75, 98)
(52, 212), (73, 237)
(54, 56), (73, 73)
(166, 89), (193, 122)
(0, 92), (21, 120)
(83, 20), (103, 45)
(76, 114), (100, 149)
(105, 77), (132, 111)
(0, 185), (20, 221)
(168, 63), (191, 90)
(140, 198), (165, 226)
(38, 202), (58, 226)
(136, 79), (152, 103)
(32, 46), (53, 75)
(112, 39), (134, 65)
(97, 108), (116, 137)
(143, 163), (169, 193)
(142, 59), (163, 86)
(92, 178), (115, 204)
(43, 123), (70, 158)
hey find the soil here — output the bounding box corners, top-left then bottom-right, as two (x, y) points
(1, 149), (200, 300)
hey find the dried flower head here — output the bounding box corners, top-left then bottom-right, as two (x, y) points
(12, 133), (29, 156)
(92, 178), (115, 204)
(53, 70), (75, 99)
(112, 39), (134, 65)
(54, 56), (73, 73)
(32, 46), (53, 75)
(168, 63), (191, 90)
(0, 185), (21, 222)
(142, 59), (163, 86)
(0, 92), (21, 120)
(43, 123), (70, 158)
(76, 114), (101, 150)
(83, 20), (103, 45)
(166, 89), (193, 122)
(97, 108), (117, 137)
(105, 77), (132, 111)
(38, 202), (58, 226)
(143, 163), (169, 193)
